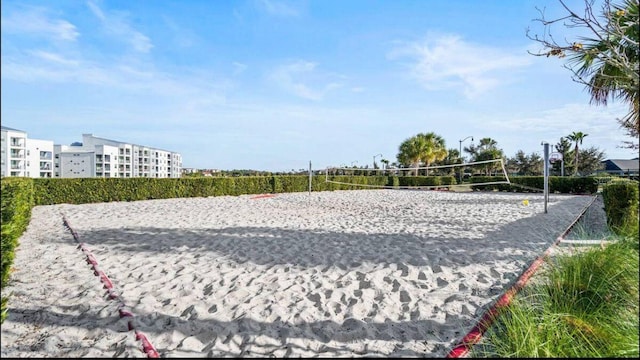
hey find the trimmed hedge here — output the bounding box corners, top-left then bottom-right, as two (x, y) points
(33, 175), (454, 205)
(602, 179), (639, 234)
(470, 176), (598, 194)
(397, 176), (456, 187)
(1, 178), (34, 323)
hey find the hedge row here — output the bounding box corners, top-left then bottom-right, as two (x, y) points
(1, 178), (34, 322)
(602, 179), (639, 234)
(470, 176), (599, 194)
(31, 175), (460, 205)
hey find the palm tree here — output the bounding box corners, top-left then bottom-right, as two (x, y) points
(397, 132), (448, 176)
(465, 137), (504, 175)
(566, 131), (588, 175)
(419, 132), (448, 175)
(397, 134), (427, 176)
(567, 0), (639, 146)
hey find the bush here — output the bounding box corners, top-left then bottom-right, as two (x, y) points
(470, 176), (598, 194)
(602, 179), (639, 235)
(1, 178), (35, 323)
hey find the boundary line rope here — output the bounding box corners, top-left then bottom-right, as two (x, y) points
(61, 212), (160, 358)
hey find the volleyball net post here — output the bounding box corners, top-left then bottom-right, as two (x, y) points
(308, 160), (312, 196)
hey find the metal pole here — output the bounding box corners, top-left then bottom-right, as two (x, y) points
(459, 140), (462, 183)
(542, 142), (549, 214)
(308, 161), (312, 195)
(458, 136), (473, 183)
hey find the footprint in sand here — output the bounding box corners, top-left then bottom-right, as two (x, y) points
(399, 290), (411, 303)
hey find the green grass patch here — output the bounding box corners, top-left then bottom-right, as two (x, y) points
(473, 229), (639, 358)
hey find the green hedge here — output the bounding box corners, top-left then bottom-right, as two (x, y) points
(397, 176), (456, 187)
(1, 178), (34, 323)
(602, 179), (639, 234)
(470, 176), (598, 194)
(33, 175), (433, 205)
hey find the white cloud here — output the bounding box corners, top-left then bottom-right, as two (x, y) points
(28, 50), (80, 66)
(389, 33), (532, 99)
(257, 0), (300, 17)
(269, 61), (343, 101)
(0, 7), (79, 41)
(86, 1), (153, 53)
(483, 102), (632, 158)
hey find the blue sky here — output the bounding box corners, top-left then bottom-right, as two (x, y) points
(2, 0), (636, 171)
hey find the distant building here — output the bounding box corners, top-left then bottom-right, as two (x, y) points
(1, 126), (54, 178)
(600, 158), (639, 177)
(1, 126), (182, 178)
(54, 134), (182, 178)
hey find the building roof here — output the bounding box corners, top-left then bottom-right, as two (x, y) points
(1, 125), (26, 132)
(83, 134), (179, 154)
(603, 158), (640, 171)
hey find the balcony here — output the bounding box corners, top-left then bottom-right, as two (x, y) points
(10, 139), (25, 147)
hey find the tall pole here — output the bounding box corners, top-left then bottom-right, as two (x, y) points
(308, 161), (312, 195)
(458, 136), (473, 183)
(542, 142), (549, 214)
(373, 153), (382, 170)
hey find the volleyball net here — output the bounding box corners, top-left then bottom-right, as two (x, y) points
(324, 158), (513, 190)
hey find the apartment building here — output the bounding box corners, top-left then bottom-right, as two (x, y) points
(2, 126), (182, 179)
(54, 134), (182, 178)
(1, 126), (54, 178)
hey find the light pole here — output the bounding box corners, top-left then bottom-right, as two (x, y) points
(458, 136), (473, 183)
(373, 153), (382, 170)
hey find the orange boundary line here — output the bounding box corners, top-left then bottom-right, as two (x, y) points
(250, 194), (277, 199)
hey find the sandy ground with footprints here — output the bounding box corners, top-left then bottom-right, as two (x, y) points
(1, 189), (596, 357)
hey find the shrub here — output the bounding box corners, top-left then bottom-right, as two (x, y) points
(1, 178), (34, 323)
(602, 179), (639, 235)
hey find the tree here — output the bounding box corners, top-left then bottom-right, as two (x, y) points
(397, 134), (427, 176)
(508, 150), (544, 176)
(380, 158), (389, 173)
(577, 146), (607, 174)
(554, 136), (575, 175)
(567, 131), (589, 174)
(464, 137), (505, 175)
(527, 0), (639, 150)
(396, 132), (448, 175)
(419, 132), (448, 175)
(433, 148), (461, 176)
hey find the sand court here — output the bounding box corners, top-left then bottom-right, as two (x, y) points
(1, 190), (595, 357)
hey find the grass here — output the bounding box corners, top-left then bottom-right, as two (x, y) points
(471, 218), (639, 357)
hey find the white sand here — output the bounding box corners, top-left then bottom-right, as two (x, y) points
(1, 190), (595, 357)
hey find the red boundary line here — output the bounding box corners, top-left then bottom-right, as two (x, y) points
(250, 193), (277, 199)
(446, 195), (598, 358)
(62, 214), (160, 358)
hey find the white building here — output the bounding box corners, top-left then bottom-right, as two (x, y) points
(1, 126), (54, 178)
(54, 134), (182, 178)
